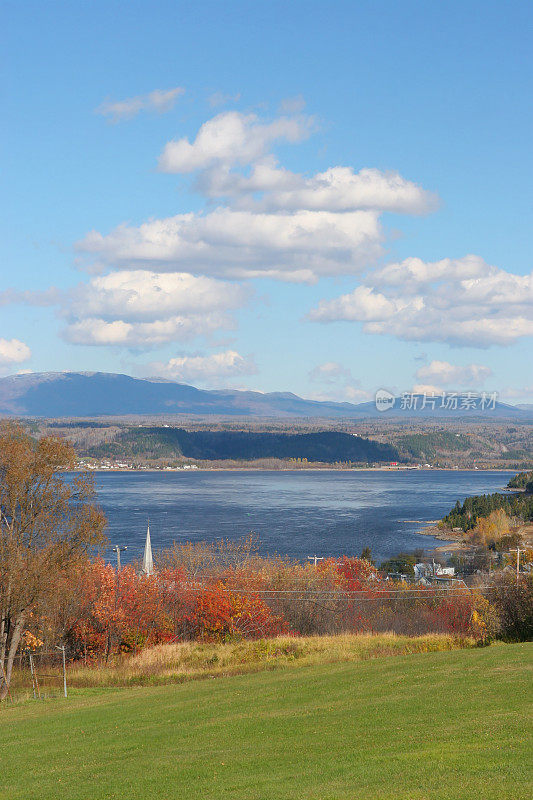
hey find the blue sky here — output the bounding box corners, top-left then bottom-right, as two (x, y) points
(2, 0), (532, 403)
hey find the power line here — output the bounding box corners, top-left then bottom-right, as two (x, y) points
(156, 585), (493, 599)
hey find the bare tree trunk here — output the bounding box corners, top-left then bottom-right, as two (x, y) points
(0, 611), (24, 701)
(0, 610), (7, 668)
(0, 582), (12, 668)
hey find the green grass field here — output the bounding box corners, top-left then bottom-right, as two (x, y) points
(2, 643), (532, 800)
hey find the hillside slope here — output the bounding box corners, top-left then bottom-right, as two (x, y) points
(2, 643), (531, 800)
(84, 427), (400, 463)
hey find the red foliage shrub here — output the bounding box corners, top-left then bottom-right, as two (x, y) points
(29, 545), (485, 660)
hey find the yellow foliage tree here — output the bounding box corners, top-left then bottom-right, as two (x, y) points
(473, 509), (511, 547)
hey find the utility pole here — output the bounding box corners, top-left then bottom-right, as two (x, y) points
(307, 555), (324, 567)
(510, 548), (524, 584)
(111, 545), (128, 571)
(110, 546), (128, 657)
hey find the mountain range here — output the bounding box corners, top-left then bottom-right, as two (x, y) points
(0, 371), (530, 420)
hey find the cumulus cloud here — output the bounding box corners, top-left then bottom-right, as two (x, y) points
(77, 107), (438, 283)
(96, 87), (184, 122)
(414, 360), (493, 388)
(156, 109), (435, 216)
(0, 338), (31, 365)
(309, 256), (533, 347)
(370, 254), (496, 292)
(3, 271), (248, 348)
(66, 270), (247, 322)
(61, 270), (247, 346)
(63, 314), (233, 347)
(204, 164), (438, 215)
(77, 208), (384, 282)
(158, 110), (313, 173)
(148, 350), (257, 383)
(265, 166), (437, 215)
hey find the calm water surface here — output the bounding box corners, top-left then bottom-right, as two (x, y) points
(92, 469), (511, 564)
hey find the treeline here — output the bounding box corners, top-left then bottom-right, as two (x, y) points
(507, 470), (533, 490)
(21, 544), (491, 663)
(442, 492), (533, 532)
(18, 538), (533, 666)
(84, 428), (401, 464)
(395, 431), (471, 461)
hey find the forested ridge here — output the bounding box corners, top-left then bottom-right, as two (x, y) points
(84, 427), (400, 463)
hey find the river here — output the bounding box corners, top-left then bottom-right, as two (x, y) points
(90, 469), (511, 564)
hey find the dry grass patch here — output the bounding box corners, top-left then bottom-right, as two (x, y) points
(66, 632), (476, 688)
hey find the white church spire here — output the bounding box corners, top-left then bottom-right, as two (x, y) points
(142, 522), (154, 576)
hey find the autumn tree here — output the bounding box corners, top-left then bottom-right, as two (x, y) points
(0, 423), (106, 699)
(473, 509), (512, 548)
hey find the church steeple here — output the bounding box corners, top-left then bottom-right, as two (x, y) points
(142, 521), (154, 576)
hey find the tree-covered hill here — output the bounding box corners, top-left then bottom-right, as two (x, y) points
(394, 431), (471, 461)
(84, 427), (400, 464)
(442, 487), (533, 532)
(507, 471), (533, 489)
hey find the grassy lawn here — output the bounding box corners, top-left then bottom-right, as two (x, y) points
(1, 643), (531, 800)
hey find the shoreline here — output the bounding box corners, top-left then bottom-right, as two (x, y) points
(416, 523), (473, 555)
(75, 466), (521, 474)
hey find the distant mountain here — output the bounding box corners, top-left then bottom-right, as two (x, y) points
(0, 371), (531, 420)
(0, 372), (359, 418)
(351, 396), (530, 420)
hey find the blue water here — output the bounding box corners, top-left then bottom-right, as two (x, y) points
(91, 469), (511, 564)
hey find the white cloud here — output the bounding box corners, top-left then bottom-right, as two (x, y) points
(157, 110), (435, 216)
(309, 285), (403, 322)
(371, 254), (496, 292)
(78, 108), (437, 283)
(414, 360), (493, 388)
(0, 338), (31, 365)
(309, 256), (533, 346)
(343, 386), (372, 402)
(207, 165), (438, 215)
(268, 166), (437, 215)
(158, 110), (313, 173)
(411, 384), (445, 396)
(67, 270), (247, 322)
(63, 315), (233, 347)
(96, 87), (184, 122)
(60, 270), (247, 347)
(148, 350), (257, 383)
(2, 271), (248, 348)
(77, 208), (384, 282)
